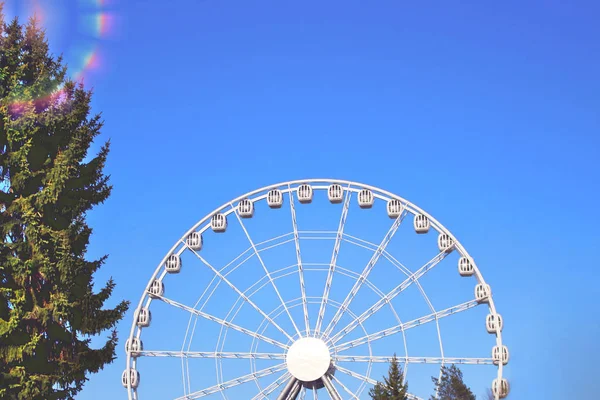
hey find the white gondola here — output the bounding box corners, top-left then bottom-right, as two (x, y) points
(386, 199), (403, 218)
(414, 214), (430, 234)
(186, 232), (202, 250)
(486, 313), (503, 334)
(122, 368), (140, 389)
(211, 213), (227, 233)
(297, 184), (313, 204)
(357, 189), (374, 208)
(137, 308), (151, 328)
(267, 189), (283, 208)
(125, 337), (143, 356)
(475, 283), (491, 303)
(437, 233), (454, 252)
(492, 378), (510, 398)
(328, 184), (344, 204)
(492, 345), (509, 366)
(238, 199), (254, 218)
(148, 280), (164, 298)
(165, 254), (181, 273)
(458, 257), (475, 276)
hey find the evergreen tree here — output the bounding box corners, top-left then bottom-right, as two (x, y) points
(370, 382), (389, 400)
(0, 8), (129, 399)
(430, 365), (476, 400)
(369, 354), (409, 400)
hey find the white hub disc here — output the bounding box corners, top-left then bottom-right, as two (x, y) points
(286, 337), (331, 382)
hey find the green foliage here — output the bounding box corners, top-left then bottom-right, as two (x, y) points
(0, 6), (129, 399)
(369, 354), (409, 400)
(430, 365), (476, 400)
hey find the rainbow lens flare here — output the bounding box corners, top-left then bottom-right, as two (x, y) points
(71, 0), (116, 80)
(2, 0), (117, 110)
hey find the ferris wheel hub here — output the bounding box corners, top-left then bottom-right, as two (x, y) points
(285, 337), (331, 382)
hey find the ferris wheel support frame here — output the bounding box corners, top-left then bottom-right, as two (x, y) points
(124, 179), (507, 400)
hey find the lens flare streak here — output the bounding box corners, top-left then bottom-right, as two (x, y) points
(4, 0), (118, 108)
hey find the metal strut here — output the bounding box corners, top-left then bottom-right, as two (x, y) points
(276, 377), (301, 400)
(288, 381), (302, 399)
(321, 374), (342, 400)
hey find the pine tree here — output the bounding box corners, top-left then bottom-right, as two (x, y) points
(369, 354), (409, 400)
(430, 365), (476, 400)
(0, 8), (129, 399)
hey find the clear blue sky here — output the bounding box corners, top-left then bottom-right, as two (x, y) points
(5, 1), (600, 399)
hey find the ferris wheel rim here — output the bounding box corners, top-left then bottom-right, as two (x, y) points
(124, 179), (506, 400)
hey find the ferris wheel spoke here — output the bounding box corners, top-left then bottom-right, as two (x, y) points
(234, 209), (303, 338)
(251, 372), (291, 400)
(288, 188), (310, 335)
(330, 374), (359, 400)
(157, 295), (288, 349)
(333, 355), (494, 364)
(335, 365), (377, 386)
(334, 299), (480, 352)
(382, 250), (445, 341)
(343, 234), (447, 362)
(186, 247), (295, 342)
(138, 350), (286, 360)
(322, 208), (408, 339)
(329, 249), (450, 344)
(175, 363), (287, 399)
(315, 187), (352, 336)
(213, 232), (296, 280)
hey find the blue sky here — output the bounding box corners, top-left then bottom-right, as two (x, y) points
(5, 0), (600, 399)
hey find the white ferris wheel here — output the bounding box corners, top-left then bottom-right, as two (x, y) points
(123, 179), (510, 400)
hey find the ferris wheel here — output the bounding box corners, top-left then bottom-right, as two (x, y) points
(122, 179), (510, 400)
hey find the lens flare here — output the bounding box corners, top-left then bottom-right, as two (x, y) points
(30, 0), (46, 25)
(70, 1), (115, 81)
(2, 0), (118, 110)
